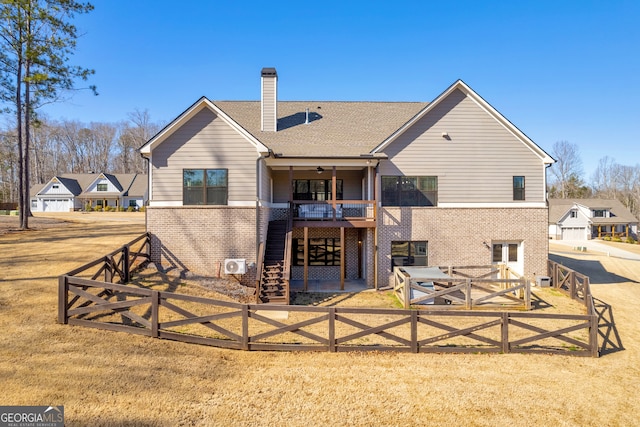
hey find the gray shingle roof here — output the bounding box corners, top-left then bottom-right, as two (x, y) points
(549, 198), (638, 223)
(214, 101), (428, 156)
(30, 173), (147, 198)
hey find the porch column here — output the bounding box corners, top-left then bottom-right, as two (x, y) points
(289, 166), (294, 204)
(332, 166), (337, 220)
(626, 225), (629, 238)
(598, 225), (601, 238)
(303, 226), (308, 291)
(340, 227), (345, 290)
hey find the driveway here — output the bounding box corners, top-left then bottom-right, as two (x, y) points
(550, 239), (640, 261)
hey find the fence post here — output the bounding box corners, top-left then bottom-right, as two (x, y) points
(411, 310), (418, 353)
(465, 278), (472, 309)
(151, 290), (159, 338)
(242, 305), (249, 350)
(105, 256), (113, 283)
(404, 275), (410, 309)
(328, 307), (336, 352)
(58, 275), (69, 324)
(123, 245), (130, 283)
(501, 312), (509, 353)
(524, 278), (531, 310)
(570, 271), (577, 299)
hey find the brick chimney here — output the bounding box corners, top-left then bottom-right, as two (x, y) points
(261, 67), (277, 132)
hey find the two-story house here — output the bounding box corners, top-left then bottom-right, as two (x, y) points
(30, 172), (148, 212)
(549, 198), (638, 240)
(140, 68), (554, 302)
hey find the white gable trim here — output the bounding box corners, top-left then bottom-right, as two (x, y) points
(37, 176), (72, 196)
(139, 97), (269, 155)
(371, 80), (555, 164)
(84, 173), (120, 194)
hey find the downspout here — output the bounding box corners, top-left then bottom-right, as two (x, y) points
(140, 151), (150, 231)
(256, 150), (273, 262)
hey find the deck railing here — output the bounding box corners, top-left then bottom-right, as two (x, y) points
(292, 200), (375, 222)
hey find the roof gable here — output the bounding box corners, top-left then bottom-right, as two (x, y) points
(139, 97), (268, 155)
(549, 198), (638, 223)
(371, 80), (554, 164)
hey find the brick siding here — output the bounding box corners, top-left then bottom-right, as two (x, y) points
(377, 207), (549, 287)
(147, 206), (257, 286)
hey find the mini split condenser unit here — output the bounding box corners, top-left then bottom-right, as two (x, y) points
(224, 259), (247, 275)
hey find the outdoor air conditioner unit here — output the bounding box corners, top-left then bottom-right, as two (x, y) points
(536, 276), (551, 287)
(224, 259), (247, 275)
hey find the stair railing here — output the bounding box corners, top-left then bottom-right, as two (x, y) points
(282, 206), (294, 304)
(255, 240), (265, 304)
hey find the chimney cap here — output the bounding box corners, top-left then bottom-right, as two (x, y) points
(261, 67), (277, 77)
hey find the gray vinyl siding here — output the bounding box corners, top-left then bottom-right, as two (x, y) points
(151, 108), (258, 202)
(260, 159), (272, 203)
(379, 89), (545, 203)
(271, 170), (365, 203)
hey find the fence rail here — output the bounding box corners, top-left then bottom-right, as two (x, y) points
(393, 265), (530, 310)
(58, 236), (598, 357)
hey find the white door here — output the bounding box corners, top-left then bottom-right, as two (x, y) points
(43, 198), (69, 212)
(492, 241), (523, 277)
(562, 227), (585, 240)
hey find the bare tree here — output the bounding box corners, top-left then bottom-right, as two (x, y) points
(548, 141), (584, 199)
(116, 109), (161, 173)
(591, 156), (618, 199)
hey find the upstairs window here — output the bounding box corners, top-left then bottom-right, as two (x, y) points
(183, 169), (228, 205)
(382, 176), (437, 206)
(52, 184), (59, 189)
(570, 210), (577, 218)
(593, 210), (606, 218)
(513, 176), (525, 201)
(293, 179), (343, 201)
(97, 183), (108, 192)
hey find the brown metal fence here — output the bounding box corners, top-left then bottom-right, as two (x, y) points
(58, 235), (599, 357)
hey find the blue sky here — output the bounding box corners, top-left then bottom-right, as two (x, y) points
(42, 0), (640, 180)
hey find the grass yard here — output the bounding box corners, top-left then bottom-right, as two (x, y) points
(0, 213), (639, 426)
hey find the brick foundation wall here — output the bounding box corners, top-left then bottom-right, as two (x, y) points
(377, 207), (549, 287)
(147, 207), (257, 286)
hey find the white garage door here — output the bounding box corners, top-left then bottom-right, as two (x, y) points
(43, 198), (70, 212)
(562, 227), (585, 240)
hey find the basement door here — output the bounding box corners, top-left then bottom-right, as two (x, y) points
(491, 241), (523, 276)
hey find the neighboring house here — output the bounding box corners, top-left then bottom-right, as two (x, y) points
(30, 172), (148, 212)
(549, 198), (638, 240)
(139, 68), (554, 298)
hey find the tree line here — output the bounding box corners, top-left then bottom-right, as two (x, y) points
(0, 109), (163, 204)
(548, 140), (640, 219)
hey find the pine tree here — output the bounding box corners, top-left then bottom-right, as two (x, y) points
(0, 0), (96, 229)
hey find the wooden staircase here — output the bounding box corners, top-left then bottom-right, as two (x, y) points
(257, 220), (290, 304)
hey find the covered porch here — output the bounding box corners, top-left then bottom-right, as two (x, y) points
(257, 157), (380, 302)
(592, 223), (633, 239)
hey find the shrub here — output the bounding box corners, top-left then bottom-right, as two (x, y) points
(626, 237), (636, 244)
(127, 206), (135, 212)
(602, 236), (611, 241)
(95, 206), (103, 212)
(139, 206), (145, 212)
(118, 206), (125, 212)
(612, 236), (622, 243)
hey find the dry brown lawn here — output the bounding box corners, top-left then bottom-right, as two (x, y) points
(0, 214), (638, 426)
